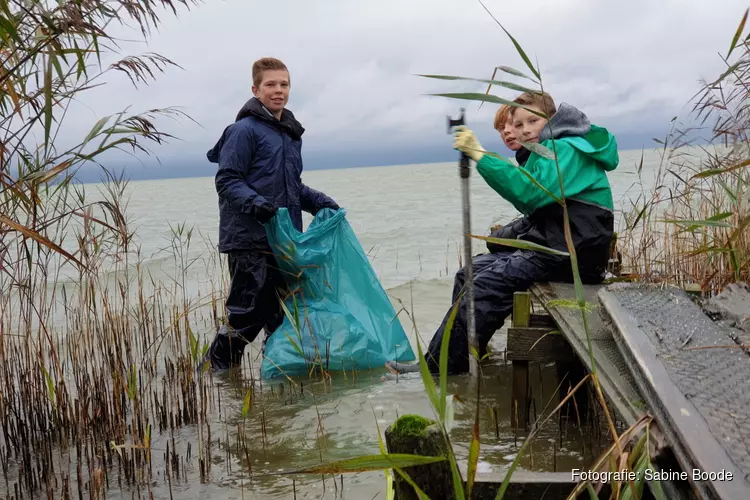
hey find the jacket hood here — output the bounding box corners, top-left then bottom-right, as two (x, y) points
(207, 97), (305, 164)
(539, 103), (591, 142)
(563, 124), (619, 172)
(539, 103), (618, 172)
(514, 103), (591, 166)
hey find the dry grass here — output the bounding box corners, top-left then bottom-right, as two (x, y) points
(618, 38), (750, 293)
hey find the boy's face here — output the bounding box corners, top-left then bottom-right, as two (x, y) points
(501, 121), (520, 151)
(513, 105), (548, 143)
(252, 69), (290, 116)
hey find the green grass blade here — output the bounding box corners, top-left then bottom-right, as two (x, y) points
(628, 201), (652, 230)
(83, 116), (111, 146)
(416, 331), (440, 414)
(444, 394), (455, 432)
(476, 0), (540, 79)
(439, 300), (460, 420)
(44, 52), (53, 152)
(0, 13), (20, 43)
(242, 389), (253, 418)
(471, 235), (569, 256)
(628, 432), (648, 469)
(728, 8), (748, 58)
(647, 464), (668, 500)
(719, 179), (738, 202)
(691, 159), (750, 178)
(707, 212), (734, 221)
(372, 406), (395, 500)
(479, 150), (563, 203)
(427, 93), (548, 118)
(392, 467), (431, 500)
(585, 482), (599, 500)
(495, 65), (538, 82)
(50, 48), (65, 82)
(657, 219), (733, 228)
(447, 450), (466, 500)
(709, 61), (743, 87)
(466, 420), (480, 498)
(280, 453), (445, 475)
(729, 215), (750, 242)
(278, 297), (301, 336)
(417, 74), (539, 94)
(518, 141), (555, 160)
(504, 33), (540, 80)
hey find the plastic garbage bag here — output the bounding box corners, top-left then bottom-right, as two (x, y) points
(260, 207), (415, 379)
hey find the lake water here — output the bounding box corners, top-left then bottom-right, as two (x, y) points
(5, 149), (670, 499)
(81, 148), (661, 291)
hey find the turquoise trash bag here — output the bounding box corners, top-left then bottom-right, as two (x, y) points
(260, 207), (415, 379)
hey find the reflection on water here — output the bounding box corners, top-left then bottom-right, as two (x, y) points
(80, 280), (611, 500)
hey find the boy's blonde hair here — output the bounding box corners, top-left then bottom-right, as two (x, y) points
(512, 92), (557, 117)
(252, 57), (289, 87)
(493, 104), (512, 131)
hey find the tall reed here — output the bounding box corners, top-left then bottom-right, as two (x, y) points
(618, 12), (750, 292)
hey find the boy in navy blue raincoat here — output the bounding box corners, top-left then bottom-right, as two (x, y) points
(202, 57), (339, 370)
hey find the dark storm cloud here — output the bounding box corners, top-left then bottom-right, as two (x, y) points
(58, 0), (748, 180)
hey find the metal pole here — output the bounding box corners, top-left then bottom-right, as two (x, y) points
(460, 152), (479, 378)
(448, 109), (479, 378)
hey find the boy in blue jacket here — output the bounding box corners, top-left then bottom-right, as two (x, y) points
(202, 57), (339, 370)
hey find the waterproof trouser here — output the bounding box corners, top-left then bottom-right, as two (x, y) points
(425, 250), (568, 374)
(204, 250), (287, 369)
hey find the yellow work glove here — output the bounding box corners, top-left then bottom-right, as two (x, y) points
(452, 125), (485, 162)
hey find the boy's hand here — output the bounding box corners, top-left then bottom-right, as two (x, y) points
(453, 125), (485, 162)
(255, 202), (278, 224)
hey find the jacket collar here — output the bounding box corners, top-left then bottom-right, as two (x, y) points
(235, 97), (305, 140)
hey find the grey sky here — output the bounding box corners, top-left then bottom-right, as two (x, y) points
(61, 0), (748, 180)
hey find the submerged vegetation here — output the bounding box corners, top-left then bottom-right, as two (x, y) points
(0, 1), (747, 500)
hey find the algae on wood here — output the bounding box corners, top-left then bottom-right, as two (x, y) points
(385, 414), (453, 500)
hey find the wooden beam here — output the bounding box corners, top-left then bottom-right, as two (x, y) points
(507, 327), (575, 362)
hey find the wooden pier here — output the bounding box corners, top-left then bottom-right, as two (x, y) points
(506, 281), (750, 500)
(383, 276), (750, 499)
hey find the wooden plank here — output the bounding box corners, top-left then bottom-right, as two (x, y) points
(507, 327), (575, 362)
(529, 283), (646, 426)
(529, 313), (556, 328)
(469, 470), (583, 499)
(512, 291), (531, 328)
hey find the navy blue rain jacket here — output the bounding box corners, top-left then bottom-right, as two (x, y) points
(208, 98), (338, 253)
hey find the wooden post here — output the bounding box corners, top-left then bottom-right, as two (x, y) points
(511, 291), (531, 429)
(385, 414), (581, 500)
(385, 415), (453, 500)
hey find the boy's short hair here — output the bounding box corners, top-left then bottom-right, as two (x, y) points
(512, 92), (557, 117)
(493, 105), (512, 131)
(252, 57), (289, 87)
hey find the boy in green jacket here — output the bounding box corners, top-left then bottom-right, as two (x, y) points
(387, 92), (618, 374)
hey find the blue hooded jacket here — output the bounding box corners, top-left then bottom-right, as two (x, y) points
(208, 98), (338, 252)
